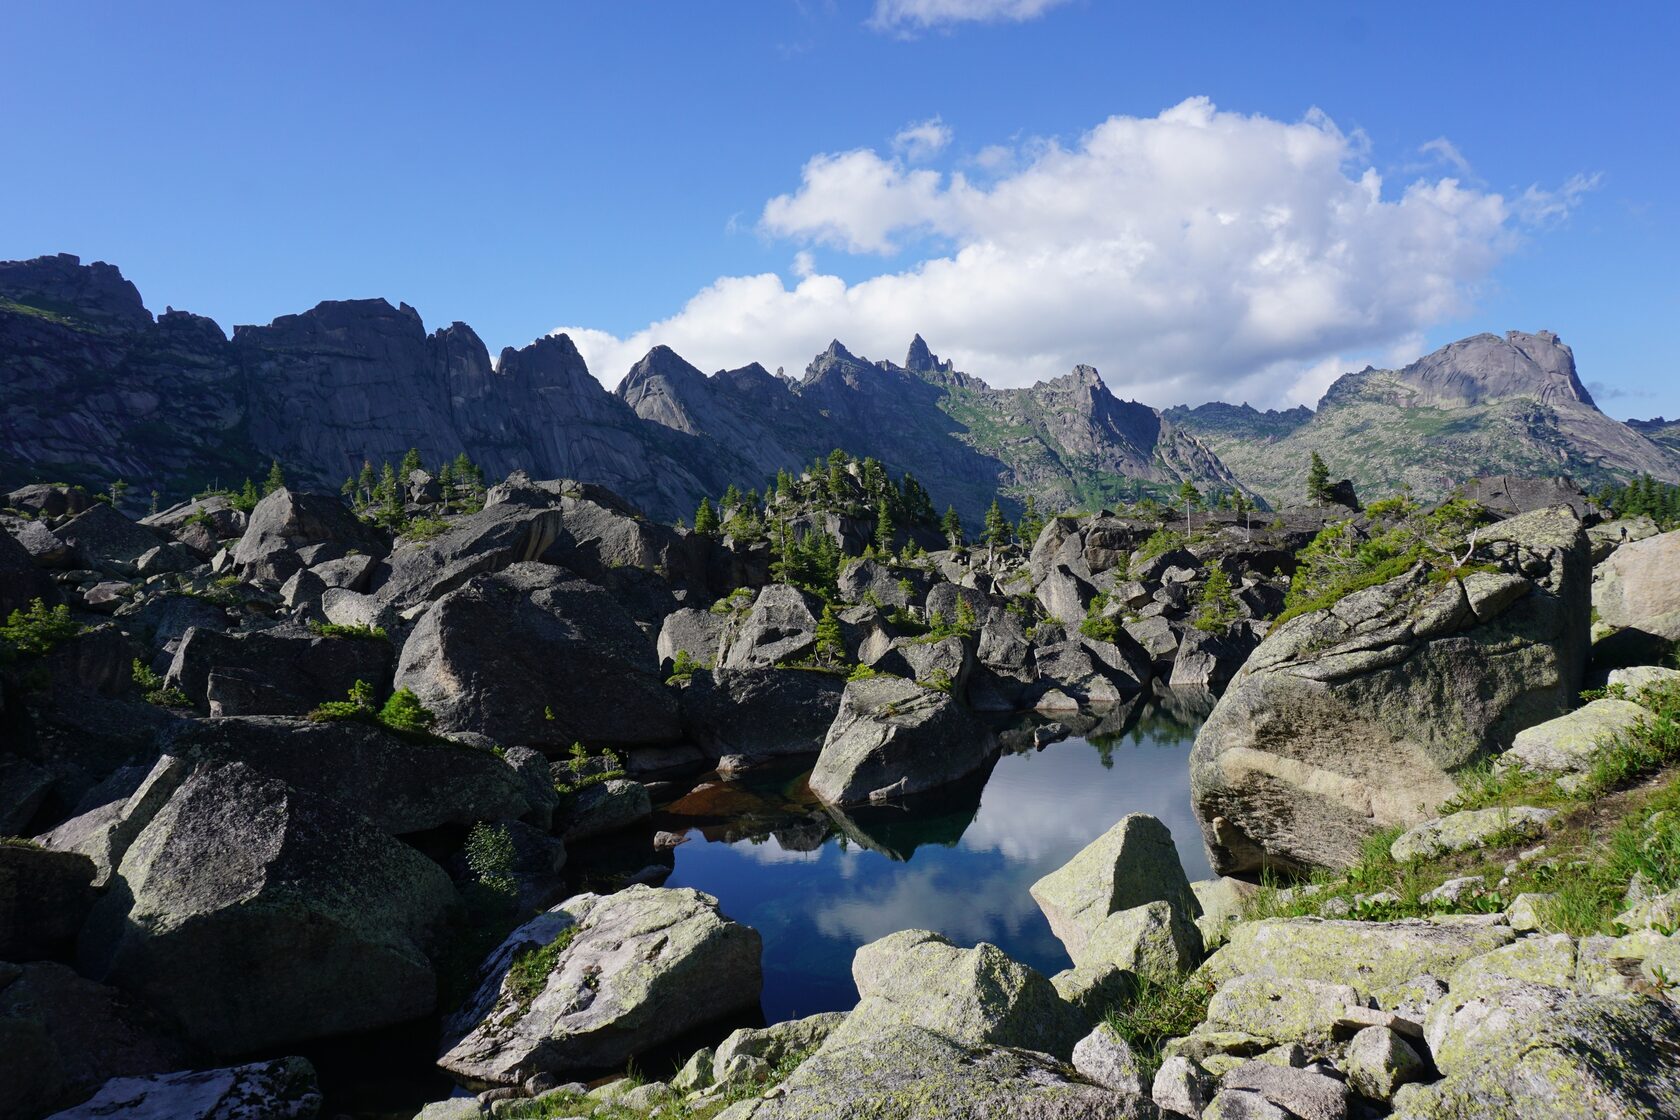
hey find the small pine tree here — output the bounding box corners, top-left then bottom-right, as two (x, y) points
(1194, 565), (1240, 632)
(263, 459), (286, 495)
(1306, 452), (1331, 504)
(814, 604), (846, 666)
(983, 499), (1011, 549)
(380, 462), (401, 519)
(694, 496), (719, 536)
(399, 447), (423, 479)
(722, 483), (742, 511)
(1177, 479), (1201, 509)
(357, 460), (377, 507)
(875, 498), (895, 555)
(1017, 494), (1044, 545)
(942, 505), (964, 547)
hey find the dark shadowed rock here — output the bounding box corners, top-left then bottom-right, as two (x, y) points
(165, 624), (392, 717)
(54, 504), (164, 572)
(232, 488), (382, 582)
(680, 667), (845, 764)
(374, 500), (563, 612)
(80, 759), (458, 1054)
(0, 960), (191, 1120)
(394, 562), (677, 750)
(47, 1057), (323, 1120)
(6, 482), (96, 519)
(0, 526), (54, 617)
(0, 843), (96, 961)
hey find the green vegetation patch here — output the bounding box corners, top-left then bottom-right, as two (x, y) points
(1102, 975), (1216, 1080)
(0, 598), (82, 662)
(506, 924), (579, 1012)
(305, 619), (389, 641)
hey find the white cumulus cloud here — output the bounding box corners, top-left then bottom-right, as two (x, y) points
(893, 116), (954, 162)
(557, 98), (1590, 408)
(868, 0), (1074, 33)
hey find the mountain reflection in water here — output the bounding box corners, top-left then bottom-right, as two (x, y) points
(655, 692), (1214, 1023)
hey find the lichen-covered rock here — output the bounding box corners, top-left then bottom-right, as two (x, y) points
(1191, 507), (1589, 874)
(393, 562), (677, 750)
(79, 760), (457, 1054)
(714, 1024), (1155, 1119)
(1389, 806), (1557, 862)
(808, 676), (996, 806)
(1200, 917), (1515, 1008)
(1220, 1061), (1350, 1120)
(1345, 1025), (1424, 1100)
(438, 886), (762, 1084)
(1403, 982), (1680, 1119)
(1497, 698), (1648, 781)
(710, 1013), (845, 1088)
(1204, 975), (1363, 1045)
(557, 778), (651, 842)
(45, 1057), (322, 1120)
(655, 607), (726, 671)
(1191, 876), (1259, 953)
(837, 929), (1088, 1060)
(1078, 901), (1201, 986)
(1070, 1026), (1146, 1096)
(1151, 1054), (1215, 1118)
(1029, 814), (1198, 965)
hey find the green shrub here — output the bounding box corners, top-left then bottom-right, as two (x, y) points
(0, 598), (81, 660)
(401, 515), (450, 543)
(306, 619), (388, 641)
(464, 822), (517, 901)
(1192, 566), (1240, 632)
(131, 658), (189, 707)
(1079, 590), (1121, 644)
(666, 648), (706, 683)
(309, 680), (437, 738)
(378, 687), (435, 735)
(1132, 529), (1182, 565)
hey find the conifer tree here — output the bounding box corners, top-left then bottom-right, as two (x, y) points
(694, 496), (719, 536)
(983, 499), (1011, 549)
(722, 483), (742, 511)
(357, 460), (377, 507)
(814, 604), (846, 666)
(875, 498), (895, 555)
(399, 448), (423, 479)
(1306, 452), (1332, 504)
(263, 459), (286, 495)
(942, 505), (964, 547)
(1017, 494), (1044, 545)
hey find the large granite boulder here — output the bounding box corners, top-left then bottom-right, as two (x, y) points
(0, 843), (96, 960)
(6, 483), (96, 519)
(1402, 982), (1680, 1119)
(1191, 507), (1590, 874)
(46, 1057), (323, 1120)
(1200, 917), (1515, 1009)
(393, 562), (677, 750)
(37, 755), (191, 889)
(55, 503), (164, 571)
(438, 886), (762, 1084)
(655, 607), (727, 671)
(1591, 528), (1680, 665)
(808, 676), (996, 806)
(680, 668), (844, 765)
(1029, 814), (1199, 966)
(719, 584), (820, 670)
(232, 488), (381, 582)
(836, 929), (1088, 1059)
(714, 1024), (1154, 1120)
(164, 624), (392, 716)
(79, 760), (458, 1054)
(165, 716), (535, 834)
(374, 501), (563, 612)
(0, 960), (191, 1120)
(0, 527), (55, 617)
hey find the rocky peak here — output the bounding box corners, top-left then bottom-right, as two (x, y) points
(1391, 329), (1594, 409)
(905, 334), (936, 372)
(0, 252), (152, 330)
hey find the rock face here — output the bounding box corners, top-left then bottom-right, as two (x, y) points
(231, 488), (382, 581)
(393, 563), (677, 750)
(165, 625), (392, 716)
(1191, 507), (1591, 874)
(45, 1057), (323, 1120)
(373, 498), (563, 611)
(79, 760), (457, 1054)
(808, 676), (996, 806)
(719, 584), (820, 670)
(438, 886), (762, 1084)
(1029, 814), (1199, 966)
(1592, 528), (1680, 664)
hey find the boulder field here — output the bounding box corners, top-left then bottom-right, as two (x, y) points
(7, 467), (1680, 1119)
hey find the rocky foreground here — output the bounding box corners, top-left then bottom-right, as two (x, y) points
(4, 466), (1680, 1118)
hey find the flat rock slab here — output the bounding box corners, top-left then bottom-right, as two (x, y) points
(1498, 698), (1647, 778)
(1389, 806), (1557, 862)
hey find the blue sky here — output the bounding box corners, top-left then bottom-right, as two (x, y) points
(4, 1), (1676, 415)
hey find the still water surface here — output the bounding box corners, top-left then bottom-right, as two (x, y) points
(657, 697), (1211, 1022)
